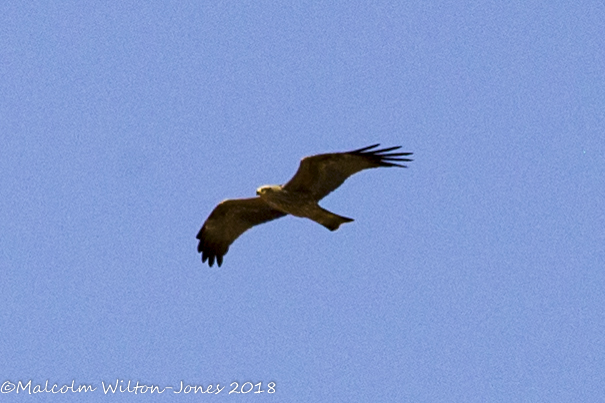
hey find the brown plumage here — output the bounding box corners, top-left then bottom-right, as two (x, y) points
(196, 144), (413, 267)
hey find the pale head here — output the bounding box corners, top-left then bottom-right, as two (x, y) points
(256, 184), (282, 196)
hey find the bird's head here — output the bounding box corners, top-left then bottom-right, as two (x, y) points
(256, 185), (282, 196)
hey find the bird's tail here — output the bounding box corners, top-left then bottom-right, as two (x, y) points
(312, 206), (354, 231)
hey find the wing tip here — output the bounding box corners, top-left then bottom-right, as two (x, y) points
(351, 144), (413, 168)
(197, 226), (227, 268)
(200, 248), (224, 267)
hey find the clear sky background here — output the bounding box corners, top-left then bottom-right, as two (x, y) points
(1, 1), (604, 402)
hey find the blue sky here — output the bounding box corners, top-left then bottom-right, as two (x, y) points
(1, 1), (604, 402)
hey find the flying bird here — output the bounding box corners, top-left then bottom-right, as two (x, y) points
(197, 144), (413, 267)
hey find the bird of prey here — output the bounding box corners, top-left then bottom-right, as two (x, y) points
(196, 144), (413, 267)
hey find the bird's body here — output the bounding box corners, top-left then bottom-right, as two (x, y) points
(256, 185), (353, 230)
(197, 144), (413, 267)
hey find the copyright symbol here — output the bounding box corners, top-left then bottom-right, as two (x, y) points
(1, 381), (15, 393)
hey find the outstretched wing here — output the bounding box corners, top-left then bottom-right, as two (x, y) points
(283, 144), (413, 201)
(197, 197), (286, 267)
